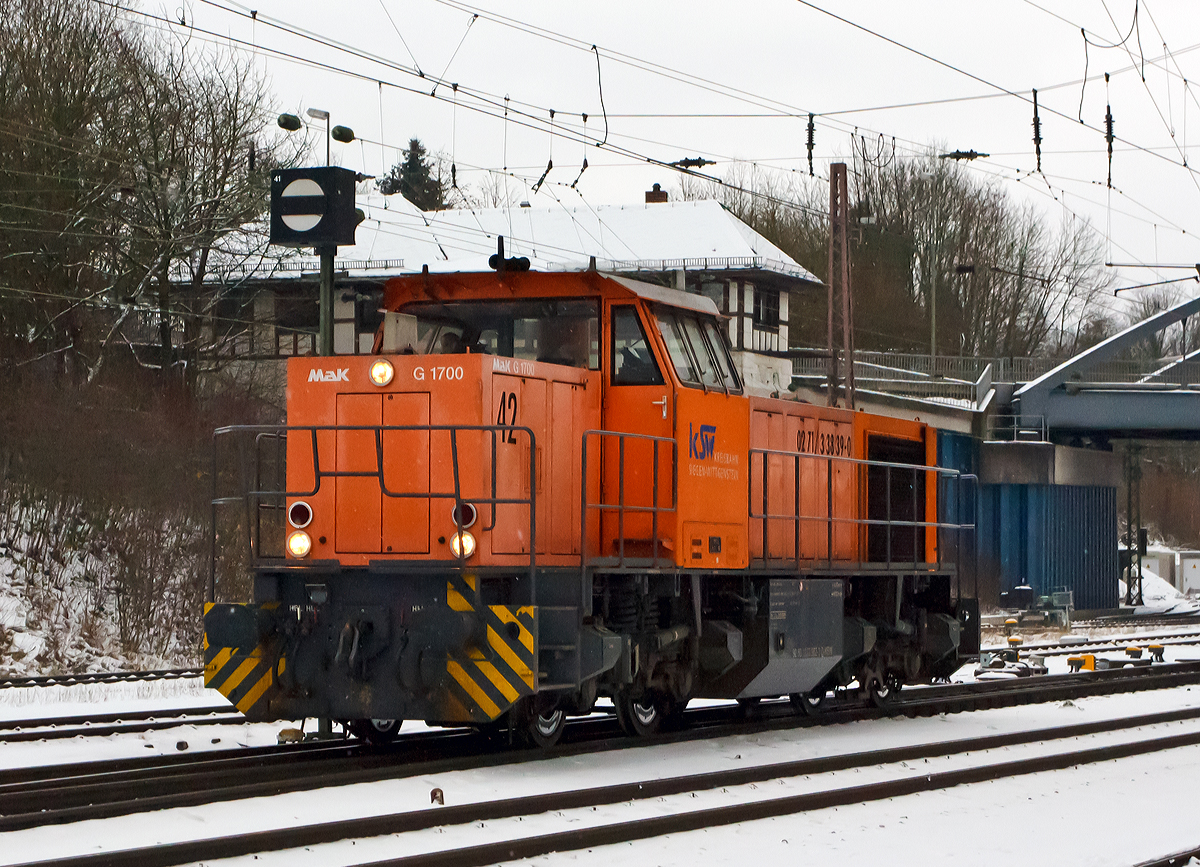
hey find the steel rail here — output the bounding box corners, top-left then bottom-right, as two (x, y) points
(17, 705), (1200, 867)
(1074, 613), (1200, 628)
(0, 705), (233, 731)
(0, 668), (202, 690)
(4, 661), (1200, 838)
(981, 629), (1200, 654)
(349, 726), (1200, 867)
(1136, 845), (1200, 867)
(0, 707), (243, 744)
(1028, 636), (1200, 659)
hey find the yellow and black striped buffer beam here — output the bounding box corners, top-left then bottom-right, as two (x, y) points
(442, 574), (538, 723)
(203, 602), (283, 720)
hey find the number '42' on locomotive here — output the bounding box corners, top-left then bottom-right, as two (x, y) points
(203, 269), (978, 745)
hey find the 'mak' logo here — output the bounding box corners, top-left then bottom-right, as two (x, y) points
(308, 368), (349, 382)
(689, 423), (717, 460)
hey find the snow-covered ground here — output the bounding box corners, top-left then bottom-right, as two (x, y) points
(3, 633), (1200, 867)
(1121, 565), (1200, 616)
(3, 684), (1200, 866)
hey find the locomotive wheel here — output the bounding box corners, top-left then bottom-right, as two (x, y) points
(526, 708), (567, 749)
(863, 673), (900, 709)
(614, 690), (665, 737)
(351, 718), (400, 745)
(789, 689), (826, 716)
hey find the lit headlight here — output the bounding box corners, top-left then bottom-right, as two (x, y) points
(287, 531), (312, 558)
(369, 359), (394, 386)
(449, 530), (476, 559)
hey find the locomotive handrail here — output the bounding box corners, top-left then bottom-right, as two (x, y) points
(747, 446), (977, 580)
(208, 423), (538, 602)
(580, 429), (678, 572)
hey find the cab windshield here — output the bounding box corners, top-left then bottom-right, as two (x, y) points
(380, 298), (600, 369)
(654, 308), (741, 392)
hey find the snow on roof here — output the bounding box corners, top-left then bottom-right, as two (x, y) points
(207, 196), (820, 285)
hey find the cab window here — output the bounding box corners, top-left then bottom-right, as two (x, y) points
(654, 309), (742, 393)
(655, 313), (698, 384)
(681, 315), (723, 389)
(386, 298), (599, 369)
(702, 319), (741, 391)
(611, 307), (663, 385)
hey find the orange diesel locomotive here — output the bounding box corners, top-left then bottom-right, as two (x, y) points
(203, 268), (977, 745)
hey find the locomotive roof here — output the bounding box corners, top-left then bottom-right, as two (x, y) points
(380, 269), (721, 318)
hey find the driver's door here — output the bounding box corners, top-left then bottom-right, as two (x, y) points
(597, 303), (675, 564)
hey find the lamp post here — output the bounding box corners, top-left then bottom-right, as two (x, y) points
(933, 262), (976, 369)
(306, 107), (331, 166)
(277, 111), (358, 356)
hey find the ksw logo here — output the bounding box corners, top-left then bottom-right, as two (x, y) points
(308, 368), (349, 383)
(689, 423), (717, 460)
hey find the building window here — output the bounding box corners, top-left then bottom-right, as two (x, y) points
(753, 287), (780, 332)
(699, 281), (725, 312)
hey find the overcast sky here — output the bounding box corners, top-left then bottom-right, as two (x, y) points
(166, 0), (1200, 311)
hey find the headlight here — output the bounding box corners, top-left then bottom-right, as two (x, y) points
(287, 531), (312, 558)
(288, 501), (313, 529)
(449, 530), (476, 559)
(369, 359), (394, 386)
(451, 502), (478, 529)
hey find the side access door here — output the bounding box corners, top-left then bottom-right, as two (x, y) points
(595, 303), (676, 564)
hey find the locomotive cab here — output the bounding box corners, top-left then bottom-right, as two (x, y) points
(203, 268), (977, 744)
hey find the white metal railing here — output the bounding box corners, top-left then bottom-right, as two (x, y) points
(792, 351), (1200, 394)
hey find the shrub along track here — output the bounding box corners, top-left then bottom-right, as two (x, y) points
(4, 659), (1200, 867)
(13, 679), (1200, 867)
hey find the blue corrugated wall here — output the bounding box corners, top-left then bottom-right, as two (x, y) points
(977, 484), (1118, 611)
(936, 431), (980, 598)
(937, 431), (1119, 612)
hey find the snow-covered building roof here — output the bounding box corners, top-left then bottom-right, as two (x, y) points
(209, 195), (820, 286)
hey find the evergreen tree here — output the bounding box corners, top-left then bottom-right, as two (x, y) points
(378, 138), (445, 210)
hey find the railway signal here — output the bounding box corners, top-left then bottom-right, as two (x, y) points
(268, 165), (368, 356)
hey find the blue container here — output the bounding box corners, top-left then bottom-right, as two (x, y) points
(936, 431), (981, 598)
(977, 484), (1118, 612)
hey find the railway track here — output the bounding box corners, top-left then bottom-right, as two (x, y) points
(982, 631), (1200, 659)
(5, 659), (1200, 844)
(0, 705), (240, 743)
(1073, 612), (1200, 629)
(0, 668), (202, 690)
(16, 690), (1200, 867)
(343, 715), (1200, 867)
(1139, 845), (1200, 867)
(983, 628), (1200, 654)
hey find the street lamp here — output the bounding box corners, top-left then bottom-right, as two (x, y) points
(305, 108), (331, 165)
(276, 110), (361, 356)
(277, 110), (356, 166)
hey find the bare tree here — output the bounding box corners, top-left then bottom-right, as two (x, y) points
(0, 0), (131, 368)
(682, 143), (1116, 357)
(105, 32), (300, 389)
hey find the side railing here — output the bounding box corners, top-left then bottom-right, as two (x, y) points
(988, 413), (1048, 442)
(580, 430), (678, 571)
(748, 447), (977, 585)
(208, 423), (537, 601)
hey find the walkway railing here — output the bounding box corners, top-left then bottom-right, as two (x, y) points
(792, 351), (1200, 403)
